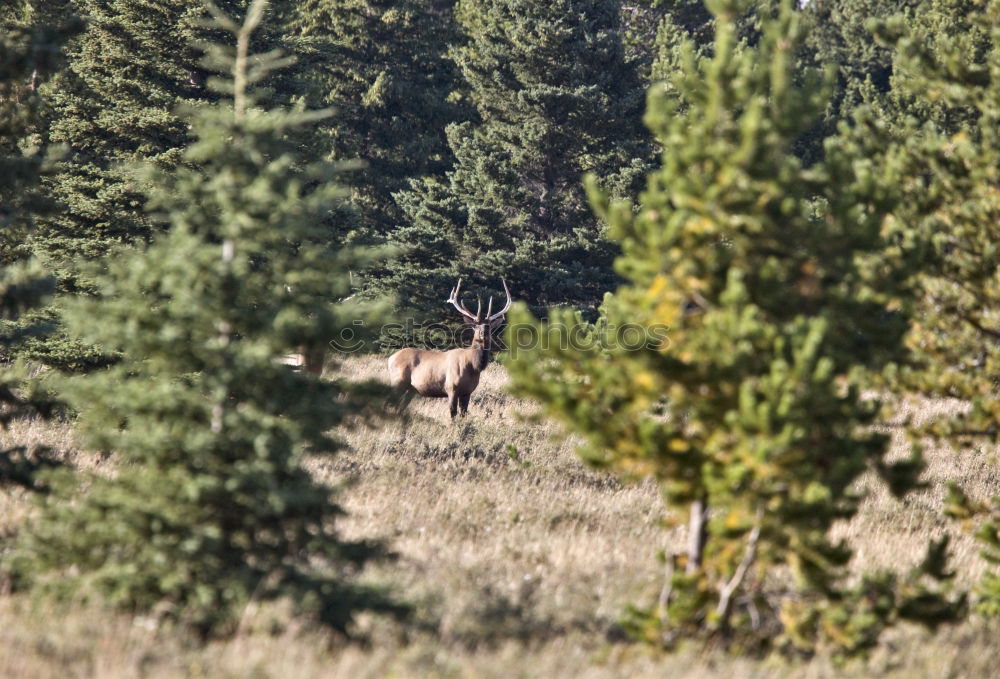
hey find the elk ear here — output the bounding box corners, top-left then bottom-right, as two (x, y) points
(489, 316), (506, 330)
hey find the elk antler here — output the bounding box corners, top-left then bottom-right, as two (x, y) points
(487, 279), (512, 322)
(446, 278), (480, 321)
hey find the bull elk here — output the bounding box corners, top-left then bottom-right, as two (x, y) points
(387, 279), (512, 418)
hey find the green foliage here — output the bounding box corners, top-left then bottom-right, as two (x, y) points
(622, 0), (713, 80)
(22, 0), (463, 369)
(872, 0), (1000, 617)
(19, 0), (312, 370)
(873, 0), (988, 135)
(506, 0), (963, 655)
(0, 5), (79, 489)
(283, 0), (469, 243)
(8, 1), (402, 637)
(369, 0), (653, 328)
(14, 0), (229, 369)
(33, 0), (235, 284)
(653, 0), (835, 164)
(797, 0), (912, 162)
(0, 1), (76, 258)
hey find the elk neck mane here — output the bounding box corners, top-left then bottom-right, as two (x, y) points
(466, 343), (490, 372)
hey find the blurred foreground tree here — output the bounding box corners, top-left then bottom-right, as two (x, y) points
(507, 0), (964, 656)
(8, 0), (401, 637)
(17, 0), (246, 371)
(20, 0), (334, 371)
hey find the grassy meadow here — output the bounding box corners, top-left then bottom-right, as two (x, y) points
(1, 356), (999, 678)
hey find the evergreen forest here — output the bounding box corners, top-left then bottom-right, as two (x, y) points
(3, 0), (1000, 675)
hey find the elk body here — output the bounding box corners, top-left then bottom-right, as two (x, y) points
(280, 289), (357, 376)
(388, 279), (512, 418)
(280, 345), (325, 376)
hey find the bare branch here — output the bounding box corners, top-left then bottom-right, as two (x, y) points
(656, 553), (676, 625)
(715, 507), (763, 627)
(203, 0), (239, 33)
(232, 0), (270, 122)
(686, 497), (708, 575)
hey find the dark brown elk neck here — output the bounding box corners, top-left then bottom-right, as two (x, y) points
(464, 343), (490, 372)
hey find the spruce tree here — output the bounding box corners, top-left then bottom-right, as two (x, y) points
(33, 0), (241, 283)
(282, 0), (469, 243)
(507, 0), (963, 655)
(9, 0), (400, 636)
(371, 0), (652, 325)
(14, 0), (222, 370)
(0, 5), (78, 489)
(21, 0), (317, 370)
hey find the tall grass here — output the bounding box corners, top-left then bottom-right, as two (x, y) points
(1, 356), (998, 678)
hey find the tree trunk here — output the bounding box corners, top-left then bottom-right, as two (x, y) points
(686, 496), (708, 575)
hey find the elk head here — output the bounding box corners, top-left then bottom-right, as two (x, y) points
(446, 278), (511, 365)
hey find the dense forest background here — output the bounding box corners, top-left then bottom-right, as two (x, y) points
(4, 0), (1000, 670)
(4, 0), (959, 357)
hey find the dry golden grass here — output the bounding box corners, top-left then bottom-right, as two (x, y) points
(2, 355), (1000, 678)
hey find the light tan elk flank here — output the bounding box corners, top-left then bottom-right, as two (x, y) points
(387, 279), (512, 418)
(280, 287), (358, 376)
(280, 344), (325, 376)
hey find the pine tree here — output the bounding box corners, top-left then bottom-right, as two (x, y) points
(622, 0), (714, 80)
(873, 0), (1000, 617)
(506, 0), (963, 655)
(0, 4), (79, 489)
(873, 0), (988, 135)
(793, 0), (911, 163)
(801, 0), (904, 116)
(9, 0), (401, 636)
(370, 0), (653, 328)
(282, 0), (469, 243)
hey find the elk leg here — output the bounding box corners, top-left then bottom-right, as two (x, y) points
(299, 344), (325, 377)
(384, 384), (414, 413)
(459, 393), (471, 417)
(399, 388), (417, 412)
(448, 391), (459, 419)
